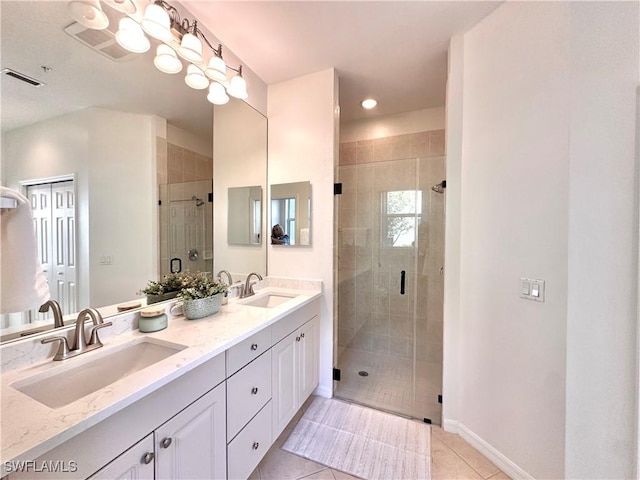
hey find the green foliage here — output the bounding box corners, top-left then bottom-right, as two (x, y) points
(177, 271), (228, 301)
(137, 272), (185, 296)
(138, 271), (227, 300)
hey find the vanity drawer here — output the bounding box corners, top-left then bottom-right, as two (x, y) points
(227, 401), (272, 480)
(227, 350), (272, 441)
(226, 326), (272, 376)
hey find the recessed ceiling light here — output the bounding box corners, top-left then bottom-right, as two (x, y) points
(361, 98), (377, 109)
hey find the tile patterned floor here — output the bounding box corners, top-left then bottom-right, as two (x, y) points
(334, 348), (442, 423)
(249, 397), (511, 480)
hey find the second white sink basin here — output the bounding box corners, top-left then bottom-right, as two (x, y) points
(12, 338), (187, 409)
(240, 293), (298, 308)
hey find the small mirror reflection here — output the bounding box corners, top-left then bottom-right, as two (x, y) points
(270, 181), (311, 246)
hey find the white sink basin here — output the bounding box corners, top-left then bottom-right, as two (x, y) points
(12, 338), (187, 409)
(240, 293), (298, 308)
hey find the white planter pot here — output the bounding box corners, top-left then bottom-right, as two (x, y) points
(183, 294), (222, 320)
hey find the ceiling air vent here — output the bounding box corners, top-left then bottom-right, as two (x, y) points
(64, 21), (137, 63)
(1, 68), (45, 87)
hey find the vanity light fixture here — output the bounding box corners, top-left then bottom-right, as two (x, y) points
(68, 0), (109, 30)
(115, 17), (150, 53)
(153, 44), (183, 74)
(69, 0), (248, 104)
(361, 98), (378, 110)
(102, 0), (136, 15)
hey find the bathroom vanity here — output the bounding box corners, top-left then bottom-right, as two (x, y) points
(0, 281), (321, 480)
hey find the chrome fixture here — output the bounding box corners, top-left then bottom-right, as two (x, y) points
(431, 180), (447, 194)
(41, 308), (112, 361)
(241, 272), (263, 298)
(68, 0), (248, 105)
(217, 270), (233, 286)
(38, 300), (64, 329)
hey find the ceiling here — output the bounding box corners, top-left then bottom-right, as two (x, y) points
(1, 1), (501, 140)
(187, 1), (501, 122)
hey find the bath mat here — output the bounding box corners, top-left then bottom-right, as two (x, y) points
(282, 397), (431, 480)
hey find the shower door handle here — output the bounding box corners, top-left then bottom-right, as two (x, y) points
(400, 270), (406, 295)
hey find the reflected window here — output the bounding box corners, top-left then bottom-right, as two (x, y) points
(382, 190), (422, 247)
(272, 197), (296, 244)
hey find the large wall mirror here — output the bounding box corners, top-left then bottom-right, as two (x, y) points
(0, 1), (267, 343)
(270, 181), (312, 247)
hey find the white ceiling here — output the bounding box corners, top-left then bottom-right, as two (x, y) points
(1, 1), (500, 140)
(186, 1), (501, 121)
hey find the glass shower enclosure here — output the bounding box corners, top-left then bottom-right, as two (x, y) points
(335, 137), (445, 424)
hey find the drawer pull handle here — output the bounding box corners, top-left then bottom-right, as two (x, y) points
(296, 336), (301, 342)
(161, 437), (172, 449)
(301, 333), (305, 338)
(251, 343), (258, 351)
(251, 387), (259, 395)
(142, 452), (154, 465)
(252, 442), (260, 450)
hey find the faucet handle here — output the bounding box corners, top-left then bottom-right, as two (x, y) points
(88, 321), (112, 347)
(41, 336), (71, 361)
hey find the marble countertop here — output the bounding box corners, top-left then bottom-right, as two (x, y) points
(0, 283), (322, 472)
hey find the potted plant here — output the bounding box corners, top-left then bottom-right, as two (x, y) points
(138, 272), (185, 305)
(178, 271), (228, 320)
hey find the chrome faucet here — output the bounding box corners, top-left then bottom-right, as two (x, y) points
(217, 270), (233, 286)
(241, 272), (263, 298)
(41, 308), (112, 361)
(39, 300), (64, 328)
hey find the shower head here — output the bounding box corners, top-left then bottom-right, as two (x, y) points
(192, 195), (205, 206)
(431, 180), (446, 194)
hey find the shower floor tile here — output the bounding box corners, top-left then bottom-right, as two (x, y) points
(334, 347), (442, 423)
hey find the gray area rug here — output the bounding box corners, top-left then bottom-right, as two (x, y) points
(282, 397), (431, 480)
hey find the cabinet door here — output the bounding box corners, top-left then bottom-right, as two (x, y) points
(299, 316), (320, 402)
(88, 434), (154, 480)
(155, 383), (226, 480)
(271, 330), (299, 439)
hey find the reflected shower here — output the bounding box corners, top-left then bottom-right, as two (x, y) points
(431, 180), (446, 194)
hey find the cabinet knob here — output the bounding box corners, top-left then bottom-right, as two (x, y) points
(300, 333), (305, 338)
(251, 343), (258, 351)
(251, 387), (259, 395)
(252, 442), (260, 450)
(296, 336), (301, 342)
(161, 437), (173, 449)
(141, 452), (154, 465)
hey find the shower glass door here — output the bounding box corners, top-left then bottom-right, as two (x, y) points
(335, 147), (445, 424)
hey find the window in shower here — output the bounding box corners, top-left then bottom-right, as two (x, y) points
(381, 190), (423, 247)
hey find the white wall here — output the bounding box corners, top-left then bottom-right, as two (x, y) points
(268, 68), (338, 397)
(87, 108), (158, 307)
(214, 98), (268, 278)
(445, 2), (639, 479)
(3, 107), (158, 311)
(167, 124), (212, 158)
(341, 107), (445, 143)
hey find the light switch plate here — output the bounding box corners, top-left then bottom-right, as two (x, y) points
(520, 277), (545, 302)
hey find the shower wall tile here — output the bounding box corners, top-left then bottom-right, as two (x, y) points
(429, 130), (446, 156)
(339, 142), (357, 166)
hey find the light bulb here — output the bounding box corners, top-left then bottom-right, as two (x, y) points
(141, 2), (172, 41)
(68, 0), (109, 30)
(205, 56), (227, 82)
(185, 64), (208, 90)
(102, 0), (137, 14)
(361, 98), (377, 109)
(207, 82), (229, 105)
(177, 33), (203, 63)
(115, 18), (150, 53)
(227, 74), (248, 99)
(154, 45), (182, 74)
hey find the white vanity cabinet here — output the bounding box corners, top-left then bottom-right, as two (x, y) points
(88, 434), (154, 480)
(272, 306), (320, 439)
(154, 383), (227, 480)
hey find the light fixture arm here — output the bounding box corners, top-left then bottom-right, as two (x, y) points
(152, 0), (244, 76)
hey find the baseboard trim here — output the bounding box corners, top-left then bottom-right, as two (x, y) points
(456, 423), (534, 480)
(314, 384), (332, 398)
